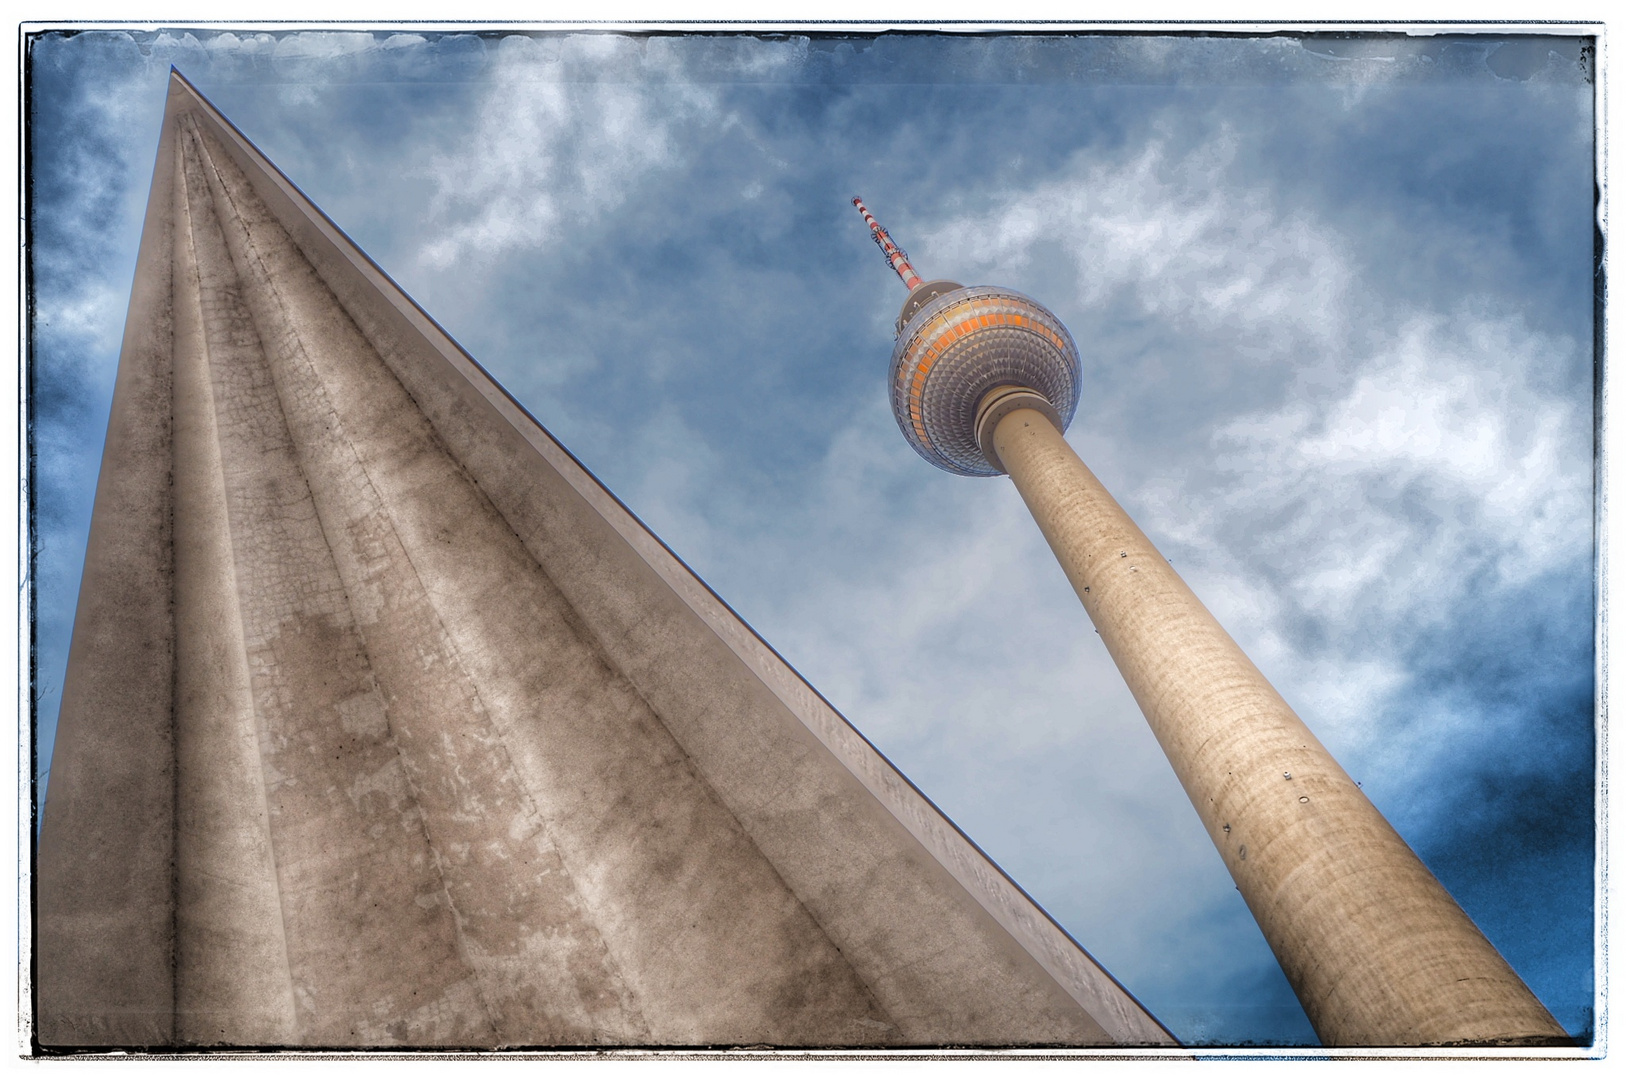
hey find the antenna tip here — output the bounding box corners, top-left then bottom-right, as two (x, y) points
(852, 196), (863, 206)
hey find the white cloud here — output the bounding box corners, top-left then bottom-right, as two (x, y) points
(415, 36), (726, 270)
(1146, 308), (1590, 776)
(29, 41), (162, 378)
(33, 281), (128, 361)
(903, 118), (1589, 804)
(920, 123), (1353, 357)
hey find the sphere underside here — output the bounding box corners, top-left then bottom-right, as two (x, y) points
(889, 286), (1081, 476)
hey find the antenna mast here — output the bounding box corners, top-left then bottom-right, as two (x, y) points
(852, 196), (924, 291)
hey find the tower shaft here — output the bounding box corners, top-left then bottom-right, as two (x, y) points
(989, 405), (1566, 1046)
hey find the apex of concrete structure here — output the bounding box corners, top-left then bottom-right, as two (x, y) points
(34, 70), (1174, 1050)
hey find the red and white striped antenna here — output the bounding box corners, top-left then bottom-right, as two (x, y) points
(852, 196), (924, 291)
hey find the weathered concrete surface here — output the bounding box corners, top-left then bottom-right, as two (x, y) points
(33, 90), (178, 1050)
(171, 132), (299, 1045)
(991, 405), (1567, 1047)
(33, 72), (1175, 1049)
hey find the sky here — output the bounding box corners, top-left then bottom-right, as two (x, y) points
(24, 27), (1597, 1047)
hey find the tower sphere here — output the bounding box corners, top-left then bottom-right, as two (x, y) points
(889, 283), (1082, 477)
(852, 196), (1080, 477)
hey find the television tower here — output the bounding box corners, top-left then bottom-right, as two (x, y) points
(851, 196), (1567, 1047)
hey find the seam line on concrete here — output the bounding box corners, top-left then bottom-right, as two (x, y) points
(168, 121), (185, 1050)
(289, 281), (653, 1039)
(276, 174), (895, 1034)
(496, 558), (904, 1035)
(498, 564), (903, 1034)
(191, 125), (506, 1042)
(351, 478), (656, 1037)
(178, 116), (302, 1039)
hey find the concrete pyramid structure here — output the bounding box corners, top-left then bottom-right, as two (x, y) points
(34, 72), (1173, 1050)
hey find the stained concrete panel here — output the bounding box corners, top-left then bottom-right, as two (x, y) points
(33, 71), (1175, 1050)
(33, 91), (179, 1050)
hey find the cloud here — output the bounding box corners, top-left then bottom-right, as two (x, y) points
(908, 115), (1590, 799)
(1137, 306), (1590, 781)
(32, 281), (127, 364)
(920, 121), (1352, 360)
(415, 35), (728, 270)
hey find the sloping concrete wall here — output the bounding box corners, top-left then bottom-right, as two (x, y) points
(33, 85), (179, 1052)
(34, 72), (1174, 1050)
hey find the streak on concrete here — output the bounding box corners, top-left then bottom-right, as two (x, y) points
(991, 405), (1567, 1047)
(177, 116), (497, 1046)
(34, 72), (1176, 1049)
(33, 89), (178, 1050)
(171, 124), (299, 1046)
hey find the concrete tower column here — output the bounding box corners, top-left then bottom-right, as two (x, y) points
(852, 192), (1567, 1047)
(37, 77), (1178, 1050)
(986, 400), (1566, 1047)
